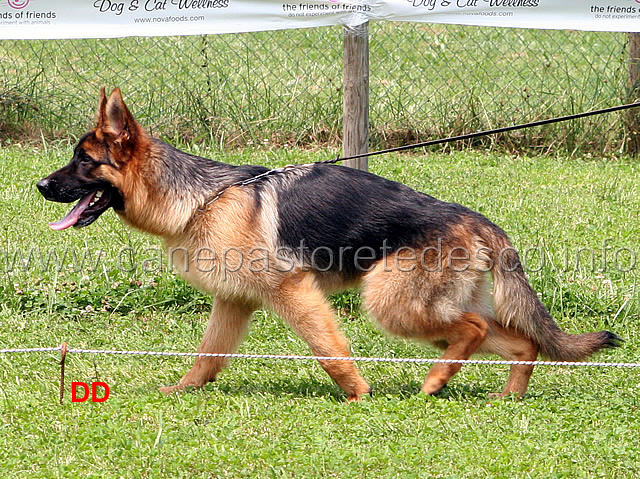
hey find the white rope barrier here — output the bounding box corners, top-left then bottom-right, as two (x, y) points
(1, 345), (639, 368)
(0, 347), (63, 354)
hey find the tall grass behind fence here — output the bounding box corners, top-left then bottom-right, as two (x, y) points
(0, 24), (631, 153)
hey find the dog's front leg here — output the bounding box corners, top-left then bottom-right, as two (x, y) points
(159, 297), (255, 394)
(268, 272), (372, 402)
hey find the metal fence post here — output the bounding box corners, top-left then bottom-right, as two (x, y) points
(342, 22), (369, 171)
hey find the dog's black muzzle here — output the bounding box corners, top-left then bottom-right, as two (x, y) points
(37, 175), (96, 204)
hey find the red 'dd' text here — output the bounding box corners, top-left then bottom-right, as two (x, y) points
(71, 381), (110, 403)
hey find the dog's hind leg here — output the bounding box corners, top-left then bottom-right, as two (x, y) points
(269, 272), (371, 402)
(421, 312), (489, 395)
(159, 297), (255, 394)
(480, 323), (539, 399)
(363, 253), (489, 396)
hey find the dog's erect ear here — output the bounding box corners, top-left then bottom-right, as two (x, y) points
(96, 86), (108, 126)
(96, 87), (138, 144)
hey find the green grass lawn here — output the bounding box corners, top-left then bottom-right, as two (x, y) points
(1, 143), (640, 477)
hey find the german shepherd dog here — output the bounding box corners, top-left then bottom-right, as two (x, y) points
(37, 88), (620, 400)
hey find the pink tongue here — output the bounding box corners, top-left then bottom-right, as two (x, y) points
(49, 192), (95, 231)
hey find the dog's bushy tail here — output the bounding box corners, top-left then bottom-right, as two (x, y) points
(483, 227), (621, 361)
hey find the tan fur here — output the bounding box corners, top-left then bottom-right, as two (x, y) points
(267, 271), (371, 401)
(421, 313), (489, 395)
(159, 297), (257, 394)
(165, 187), (286, 301)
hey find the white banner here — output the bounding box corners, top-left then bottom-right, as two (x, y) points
(1, 0), (640, 39)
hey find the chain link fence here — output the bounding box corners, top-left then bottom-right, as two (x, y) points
(0, 24), (632, 154)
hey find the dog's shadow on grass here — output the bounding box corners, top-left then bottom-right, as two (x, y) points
(202, 377), (351, 402)
(181, 377), (508, 402)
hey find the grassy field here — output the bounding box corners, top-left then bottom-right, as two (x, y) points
(0, 142), (639, 477)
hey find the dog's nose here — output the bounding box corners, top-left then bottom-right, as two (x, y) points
(36, 178), (51, 195)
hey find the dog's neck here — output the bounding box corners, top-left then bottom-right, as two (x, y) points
(117, 139), (262, 237)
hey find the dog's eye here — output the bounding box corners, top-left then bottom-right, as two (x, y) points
(78, 152), (94, 164)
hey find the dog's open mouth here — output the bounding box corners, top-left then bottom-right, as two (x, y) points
(49, 189), (114, 230)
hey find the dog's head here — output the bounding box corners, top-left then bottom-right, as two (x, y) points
(37, 87), (144, 230)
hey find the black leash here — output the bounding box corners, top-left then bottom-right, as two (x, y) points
(199, 101), (640, 210)
(322, 101), (640, 164)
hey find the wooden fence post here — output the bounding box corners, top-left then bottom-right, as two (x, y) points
(342, 22), (369, 171)
(627, 32), (640, 156)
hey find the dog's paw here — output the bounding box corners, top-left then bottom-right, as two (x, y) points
(158, 384), (185, 395)
(346, 384), (373, 402)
